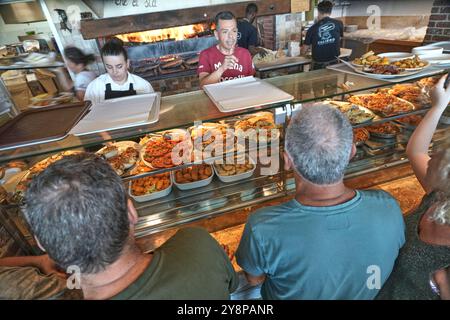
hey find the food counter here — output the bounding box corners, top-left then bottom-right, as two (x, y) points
(0, 68), (449, 255)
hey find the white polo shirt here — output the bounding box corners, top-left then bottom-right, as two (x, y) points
(84, 72), (154, 104)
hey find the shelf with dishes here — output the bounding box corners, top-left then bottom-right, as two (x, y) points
(1, 70), (449, 242)
(3, 74), (448, 206)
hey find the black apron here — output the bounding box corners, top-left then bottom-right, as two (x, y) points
(104, 83), (137, 100)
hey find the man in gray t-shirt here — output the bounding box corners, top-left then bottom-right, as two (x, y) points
(236, 105), (405, 300)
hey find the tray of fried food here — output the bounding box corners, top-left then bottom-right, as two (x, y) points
(352, 51), (389, 67)
(353, 128), (370, 147)
(129, 172), (172, 202)
(214, 154), (256, 183)
(188, 122), (235, 157)
(234, 111), (280, 143)
(366, 122), (401, 139)
(395, 114), (423, 130)
(391, 55), (429, 71)
(323, 100), (376, 125)
(387, 83), (430, 109)
(173, 164), (214, 190)
(416, 76), (440, 95)
(96, 141), (140, 176)
(348, 93), (415, 117)
(140, 129), (192, 169)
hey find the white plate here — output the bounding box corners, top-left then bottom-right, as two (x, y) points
(172, 166), (214, 190)
(378, 52), (414, 61)
(423, 54), (450, 65)
(412, 46), (443, 57)
(213, 157), (256, 183)
(128, 175), (173, 202)
(140, 137), (192, 169)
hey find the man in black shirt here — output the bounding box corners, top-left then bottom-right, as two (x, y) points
(237, 3), (266, 57)
(302, 1), (343, 70)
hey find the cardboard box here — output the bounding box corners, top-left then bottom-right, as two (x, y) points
(35, 69), (58, 94)
(6, 82), (32, 111)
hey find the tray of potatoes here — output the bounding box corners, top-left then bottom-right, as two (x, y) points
(213, 156), (256, 183)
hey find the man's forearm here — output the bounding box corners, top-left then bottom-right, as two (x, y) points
(200, 69), (224, 88)
(0, 256), (43, 269)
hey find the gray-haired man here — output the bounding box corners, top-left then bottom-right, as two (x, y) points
(236, 104), (405, 299)
(22, 153), (237, 299)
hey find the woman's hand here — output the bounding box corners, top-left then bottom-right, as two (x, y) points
(430, 74), (450, 112)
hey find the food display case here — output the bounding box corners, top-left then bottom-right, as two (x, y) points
(0, 68), (449, 255)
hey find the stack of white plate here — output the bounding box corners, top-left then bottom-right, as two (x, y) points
(412, 46), (450, 65)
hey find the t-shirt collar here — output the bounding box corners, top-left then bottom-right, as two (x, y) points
(289, 190), (362, 215)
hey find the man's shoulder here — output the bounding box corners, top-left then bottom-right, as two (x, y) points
(328, 17), (343, 27)
(238, 20), (256, 30)
(359, 189), (397, 202)
(247, 201), (295, 227)
(358, 189), (401, 213)
(162, 227), (220, 252)
(235, 47), (252, 58)
(200, 45), (217, 56)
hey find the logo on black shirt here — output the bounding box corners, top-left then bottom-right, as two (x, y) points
(318, 22), (336, 45)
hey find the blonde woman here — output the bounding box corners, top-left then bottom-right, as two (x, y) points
(377, 75), (450, 300)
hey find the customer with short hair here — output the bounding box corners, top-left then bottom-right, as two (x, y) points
(376, 75), (450, 300)
(236, 104), (405, 299)
(302, 1), (343, 70)
(22, 153), (238, 300)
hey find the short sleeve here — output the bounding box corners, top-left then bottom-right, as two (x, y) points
(197, 50), (212, 75)
(304, 27), (313, 45)
(339, 21), (344, 37)
(236, 221), (266, 277)
(0, 266), (66, 299)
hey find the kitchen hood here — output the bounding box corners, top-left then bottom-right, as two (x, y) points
(0, 1), (46, 24)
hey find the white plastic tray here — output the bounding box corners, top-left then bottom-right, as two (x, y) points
(203, 77), (293, 112)
(70, 92), (161, 136)
(128, 175), (173, 202)
(213, 157), (256, 183)
(172, 166), (214, 190)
